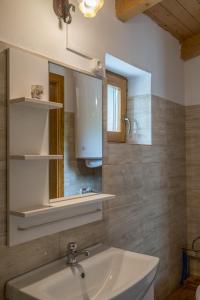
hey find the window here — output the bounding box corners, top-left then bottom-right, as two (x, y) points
(106, 71), (127, 143)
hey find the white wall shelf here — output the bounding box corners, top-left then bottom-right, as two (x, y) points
(9, 97), (63, 110)
(10, 193), (115, 218)
(9, 155), (63, 160)
(9, 194), (115, 245)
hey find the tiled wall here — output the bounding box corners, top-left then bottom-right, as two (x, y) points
(186, 105), (200, 275)
(103, 95), (186, 299)
(64, 111), (102, 196)
(0, 48), (186, 299)
(126, 94), (152, 145)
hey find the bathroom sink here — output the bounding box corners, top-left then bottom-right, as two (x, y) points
(6, 245), (159, 300)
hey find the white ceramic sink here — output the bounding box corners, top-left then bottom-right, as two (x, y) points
(6, 245), (159, 300)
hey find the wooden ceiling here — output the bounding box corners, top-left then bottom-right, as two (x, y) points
(116, 0), (200, 61)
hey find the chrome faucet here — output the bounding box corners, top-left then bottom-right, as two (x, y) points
(66, 242), (90, 265)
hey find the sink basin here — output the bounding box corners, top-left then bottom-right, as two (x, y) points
(6, 245), (159, 300)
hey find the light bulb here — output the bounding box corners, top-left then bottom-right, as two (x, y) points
(78, 0), (104, 18)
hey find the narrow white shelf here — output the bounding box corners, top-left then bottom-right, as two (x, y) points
(9, 97), (63, 110)
(10, 193), (115, 218)
(10, 155), (64, 160)
(10, 205), (51, 217)
(50, 192), (97, 203)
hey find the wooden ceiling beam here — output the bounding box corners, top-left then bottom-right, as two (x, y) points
(181, 33), (200, 61)
(116, 0), (163, 22)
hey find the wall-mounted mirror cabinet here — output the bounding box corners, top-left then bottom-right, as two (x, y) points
(6, 45), (114, 246)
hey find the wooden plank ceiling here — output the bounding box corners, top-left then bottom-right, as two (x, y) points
(116, 0), (200, 60)
(115, 0), (163, 21)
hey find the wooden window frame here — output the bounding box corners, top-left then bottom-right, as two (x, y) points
(106, 70), (127, 143)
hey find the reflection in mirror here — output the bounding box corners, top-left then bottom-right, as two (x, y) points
(49, 63), (102, 199)
(107, 84), (121, 132)
(106, 71), (127, 143)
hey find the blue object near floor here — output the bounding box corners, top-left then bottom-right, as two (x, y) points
(181, 249), (189, 285)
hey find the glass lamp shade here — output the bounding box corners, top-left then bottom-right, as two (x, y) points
(78, 0), (104, 17)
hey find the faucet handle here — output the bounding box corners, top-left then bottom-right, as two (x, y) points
(67, 242), (78, 253)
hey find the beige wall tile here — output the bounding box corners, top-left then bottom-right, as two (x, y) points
(186, 105), (200, 275)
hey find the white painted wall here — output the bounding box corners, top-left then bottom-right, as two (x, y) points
(105, 53), (151, 97)
(0, 0), (184, 104)
(184, 56), (200, 106)
(128, 76), (151, 97)
(69, 1), (184, 104)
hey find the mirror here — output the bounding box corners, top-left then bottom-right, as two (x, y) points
(49, 63), (103, 199)
(107, 84), (121, 132)
(106, 71), (127, 143)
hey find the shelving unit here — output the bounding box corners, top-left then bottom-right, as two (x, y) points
(9, 97), (63, 109)
(9, 95), (64, 244)
(10, 155), (63, 160)
(8, 48), (115, 246)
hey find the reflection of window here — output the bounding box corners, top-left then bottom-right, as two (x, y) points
(107, 85), (121, 132)
(106, 71), (127, 143)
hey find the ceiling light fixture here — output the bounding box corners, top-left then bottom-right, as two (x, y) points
(78, 0), (104, 18)
(53, 0), (104, 24)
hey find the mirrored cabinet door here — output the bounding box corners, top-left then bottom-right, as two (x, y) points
(49, 63), (103, 199)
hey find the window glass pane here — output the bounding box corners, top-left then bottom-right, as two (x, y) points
(107, 84), (121, 132)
